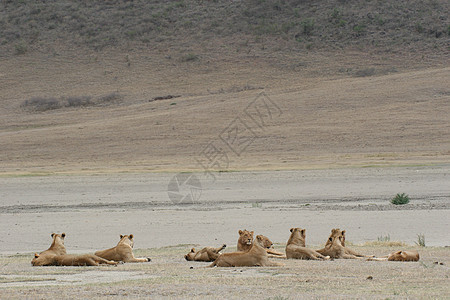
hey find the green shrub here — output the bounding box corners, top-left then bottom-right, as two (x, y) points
(416, 234), (425, 247)
(391, 193), (410, 205)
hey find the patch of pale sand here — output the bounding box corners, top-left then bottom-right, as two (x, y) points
(0, 271), (151, 287)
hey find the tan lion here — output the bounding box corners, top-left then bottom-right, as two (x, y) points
(209, 235), (284, 267)
(32, 253), (118, 266)
(334, 229), (374, 258)
(31, 233), (67, 266)
(237, 229), (284, 257)
(367, 250), (419, 262)
(286, 228), (329, 260)
(237, 229), (254, 252)
(316, 229), (362, 259)
(185, 244), (226, 262)
(95, 234), (151, 263)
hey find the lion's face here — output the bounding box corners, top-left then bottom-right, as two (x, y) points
(120, 234), (134, 248)
(31, 253), (54, 266)
(254, 235), (268, 248)
(258, 235), (274, 249)
(238, 230), (254, 246)
(184, 248), (197, 261)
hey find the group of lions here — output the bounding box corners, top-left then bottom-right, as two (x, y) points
(32, 228), (419, 267)
(186, 228), (420, 267)
(31, 233), (151, 266)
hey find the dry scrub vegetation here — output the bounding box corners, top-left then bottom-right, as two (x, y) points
(0, 0), (448, 56)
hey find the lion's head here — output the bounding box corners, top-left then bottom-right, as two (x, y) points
(258, 235), (274, 249)
(119, 234), (134, 248)
(184, 248), (196, 261)
(287, 228), (306, 247)
(238, 229), (254, 246)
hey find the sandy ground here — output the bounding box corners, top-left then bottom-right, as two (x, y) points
(1, 166), (449, 256)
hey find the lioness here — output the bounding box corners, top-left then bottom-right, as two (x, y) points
(31, 233), (67, 266)
(316, 229), (361, 259)
(209, 235), (284, 267)
(286, 228), (329, 260)
(237, 229), (254, 252)
(185, 244), (226, 262)
(32, 253), (118, 266)
(237, 229), (284, 257)
(95, 234), (151, 263)
(367, 250), (419, 262)
(333, 229), (373, 258)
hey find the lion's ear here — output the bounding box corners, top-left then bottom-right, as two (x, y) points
(129, 234), (133, 239)
(34, 253), (39, 258)
(341, 230), (346, 235)
(61, 233), (66, 238)
(190, 248), (195, 253)
(301, 229), (306, 235)
(51, 233), (55, 237)
(329, 237), (333, 242)
(250, 231), (254, 235)
(120, 235), (123, 239)
(290, 228), (294, 232)
(239, 230), (243, 235)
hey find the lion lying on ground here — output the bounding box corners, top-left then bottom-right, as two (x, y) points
(210, 235), (284, 267)
(31, 233), (67, 266)
(95, 234), (151, 263)
(286, 228), (329, 260)
(185, 244), (226, 262)
(33, 253), (118, 266)
(367, 250), (420, 262)
(333, 229), (374, 258)
(32, 233), (117, 266)
(316, 229), (362, 259)
(237, 229), (284, 257)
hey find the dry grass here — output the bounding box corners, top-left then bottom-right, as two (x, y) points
(0, 245), (448, 299)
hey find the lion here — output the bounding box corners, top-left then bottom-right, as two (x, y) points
(209, 235), (284, 267)
(237, 229), (254, 252)
(185, 244), (226, 262)
(316, 229), (362, 259)
(286, 228), (329, 260)
(32, 253), (118, 266)
(237, 229), (284, 257)
(333, 229), (374, 258)
(367, 250), (419, 262)
(95, 234), (151, 263)
(31, 233), (67, 266)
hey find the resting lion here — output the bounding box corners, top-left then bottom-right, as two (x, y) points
(286, 228), (329, 260)
(185, 244), (226, 262)
(316, 229), (362, 259)
(31, 233), (67, 266)
(95, 234), (151, 263)
(367, 250), (419, 262)
(237, 229), (254, 252)
(333, 229), (374, 258)
(237, 229), (284, 257)
(33, 253), (118, 266)
(210, 235), (284, 267)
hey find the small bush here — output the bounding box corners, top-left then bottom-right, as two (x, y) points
(377, 234), (390, 242)
(14, 42), (28, 55)
(98, 92), (123, 104)
(21, 97), (61, 111)
(354, 68), (376, 77)
(416, 234), (425, 247)
(391, 193), (410, 205)
(181, 53), (199, 62)
(65, 96), (92, 107)
(301, 19), (315, 36)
